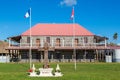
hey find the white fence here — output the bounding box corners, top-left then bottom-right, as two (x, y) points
(0, 56), (10, 63)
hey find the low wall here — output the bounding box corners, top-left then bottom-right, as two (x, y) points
(0, 56), (10, 63)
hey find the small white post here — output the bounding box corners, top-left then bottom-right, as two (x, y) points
(62, 55), (64, 62)
(51, 54), (53, 62)
(62, 39), (64, 47)
(41, 54), (43, 62)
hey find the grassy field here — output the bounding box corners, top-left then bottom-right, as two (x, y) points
(0, 62), (120, 80)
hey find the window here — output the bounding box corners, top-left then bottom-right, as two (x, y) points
(56, 38), (61, 46)
(27, 37), (30, 43)
(84, 37), (88, 43)
(46, 37), (50, 43)
(74, 38), (79, 46)
(36, 38), (40, 46)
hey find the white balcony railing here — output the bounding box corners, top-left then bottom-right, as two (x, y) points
(9, 42), (106, 48)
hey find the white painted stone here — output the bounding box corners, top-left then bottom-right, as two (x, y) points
(28, 64), (63, 77)
(54, 64), (63, 77)
(29, 72), (37, 77)
(29, 64), (37, 77)
(54, 72), (63, 77)
(38, 68), (54, 77)
(56, 64), (60, 71)
(32, 64), (36, 72)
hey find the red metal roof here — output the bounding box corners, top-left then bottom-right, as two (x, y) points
(22, 23), (94, 36)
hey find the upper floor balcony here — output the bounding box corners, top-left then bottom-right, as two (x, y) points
(8, 41), (109, 50)
(7, 35), (115, 50)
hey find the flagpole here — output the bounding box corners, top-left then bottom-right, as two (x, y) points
(29, 7), (32, 69)
(72, 6), (76, 70)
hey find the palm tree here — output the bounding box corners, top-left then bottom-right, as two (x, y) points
(113, 32), (118, 45)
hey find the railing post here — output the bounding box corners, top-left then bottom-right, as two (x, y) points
(41, 39), (43, 47)
(62, 39), (64, 47)
(51, 39), (54, 47)
(82, 38), (85, 47)
(72, 39), (74, 47)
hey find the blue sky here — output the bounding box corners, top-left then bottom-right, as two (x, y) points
(0, 0), (120, 43)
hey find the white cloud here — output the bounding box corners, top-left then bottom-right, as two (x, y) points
(60, 0), (77, 6)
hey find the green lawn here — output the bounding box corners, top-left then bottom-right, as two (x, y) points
(0, 62), (120, 80)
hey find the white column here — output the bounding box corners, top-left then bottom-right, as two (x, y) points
(62, 55), (64, 62)
(51, 54), (53, 62)
(41, 39), (43, 47)
(51, 39), (54, 47)
(82, 38), (85, 47)
(62, 39), (64, 47)
(51, 54), (53, 59)
(41, 53), (43, 62)
(72, 39), (74, 47)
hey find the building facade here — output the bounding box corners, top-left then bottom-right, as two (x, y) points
(0, 41), (10, 63)
(6, 23), (120, 62)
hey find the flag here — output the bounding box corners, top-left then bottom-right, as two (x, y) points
(71, 7), (74, 19)
(24, 9), (30, 18)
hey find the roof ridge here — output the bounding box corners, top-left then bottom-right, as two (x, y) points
(36, 23), (79, 25)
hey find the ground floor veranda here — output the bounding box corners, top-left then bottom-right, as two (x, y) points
(6, 47), (114, 62)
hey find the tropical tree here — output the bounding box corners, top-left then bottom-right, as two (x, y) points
(113, 32), (118, 45)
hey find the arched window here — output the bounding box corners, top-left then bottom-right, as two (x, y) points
(27, 37), (30, 46)
(27, 37), (30, 43)
(46, 37), (50, 43)
(74, 38), (79, 46)
(36, 38), (40, 47)
(84, 37), (88, 43)
(56, 38), (61, 46)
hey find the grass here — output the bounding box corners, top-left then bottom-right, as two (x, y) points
(0, 62), (120, 80)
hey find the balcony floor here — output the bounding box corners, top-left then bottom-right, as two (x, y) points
(6, 46), (120, 50)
